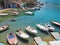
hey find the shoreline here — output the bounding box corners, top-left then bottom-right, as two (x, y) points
(0, 8), (25, 22)
(0, 8), (10, 13)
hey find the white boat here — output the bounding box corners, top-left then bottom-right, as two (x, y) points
(0, 13), (8, 16)
(36, 24), (49, 32)
(12, 12), (19, 15)
(45, 23), (55, 31)
(16, 29), (29, 39)
(25, 26), (37, 34)
(7, 33), (18, 45)
(22, 7), (27, 11)
(25, 11), (34, 15)
(31, 7), (35, 10)
(10, 18), (16, 21)
(34, 37), (48, 45)
(51, 21), (60, 26)
(27, 7), (35, 11)
(0, 24), (9, 32)
(35, 7), (40, 10)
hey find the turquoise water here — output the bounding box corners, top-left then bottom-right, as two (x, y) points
(0, 43), (5, 45)
(0, 0), (60, 45)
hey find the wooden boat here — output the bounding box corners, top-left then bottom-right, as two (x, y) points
(25, 26), (37, 34)
(36, 24), (49, 32)
(22, 7), (27, 11)
(0, 24), (9, 32)
(12, 11), (19, 15)
(0, 13), (8, 16)
(10, 18), (16, 21)
(49, 41), (60, 45)
(51, 21), (60, 26)
(34, 37), (48, 45)
(45, 23), (55, 31)
(35, 6), (40, 10)
(7, 33), (18, 45)
(16, 29), (29, 39)
(25, 11), (34, 15)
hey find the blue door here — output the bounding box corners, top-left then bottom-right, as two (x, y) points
(10, 4), (16, 8)
(8, 4), (10, 8)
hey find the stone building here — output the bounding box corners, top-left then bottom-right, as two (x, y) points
(4, 0), (27, 8)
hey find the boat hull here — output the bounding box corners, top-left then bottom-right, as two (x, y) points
(7, 33), (18, 45)
(0, 24), (9, 32)
(16, 32), (29, 40)
(51, 21), (60, 26)
(25, 26), (37, 34)
(45, 24), (55, 31)
(36, 24), (49, 32)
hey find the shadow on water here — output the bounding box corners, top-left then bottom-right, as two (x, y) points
(9, 20), (16, 22)
(16, 35), (29, 43)
(51, 23), (60, 29)
(48, 30), (53, 32)
(36, 28), (49, 35)
(0, 28), (9, 33)
(7, 39), (12, 45)
(25, 14), (34, 16)
(25, 30), (37, 38)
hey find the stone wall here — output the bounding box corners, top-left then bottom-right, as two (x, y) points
(4, 0), (23, 8)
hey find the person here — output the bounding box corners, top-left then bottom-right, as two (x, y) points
(2, 26), (4, 28)
(10, 32), (13, 35)
(16, 30), (19, 32)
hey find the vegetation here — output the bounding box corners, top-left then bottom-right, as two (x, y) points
(26, 0), (36, 7)
(0, 0), (4, 2)
(0, 0), (4, 7)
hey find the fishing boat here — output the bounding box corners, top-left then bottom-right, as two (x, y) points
(45, 23), (55, 31)
(22, 7), (27, 11)
(27, 7), (35, 11)
(51, 21), (60, 26)
(10, 18), (16, 21)
(16, 29), (29, 39)
(12, 11), (19, 15)
(0, 24), (9, 32)
(0, 13), (8, 16)
(25, 11), (34, 15)
(35, 7), (40, 10)
(36, 24), (49, 32)
(7, 33), (18, 45)
(34, 37), (48, 45)
(25, 26), (37, 34)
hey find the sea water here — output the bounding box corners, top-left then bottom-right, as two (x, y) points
(0, 0), (60, 45)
